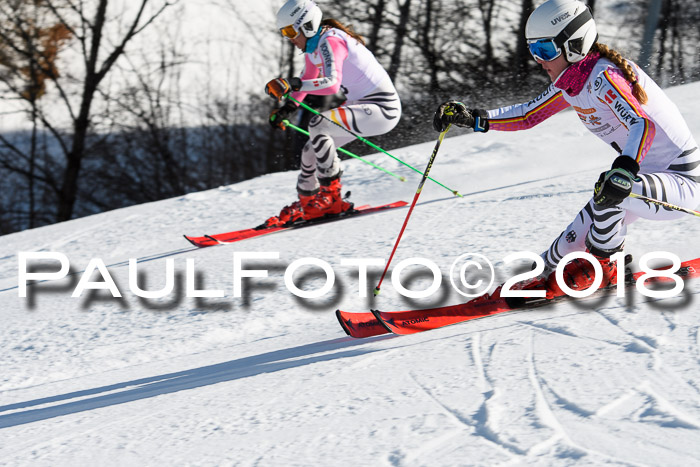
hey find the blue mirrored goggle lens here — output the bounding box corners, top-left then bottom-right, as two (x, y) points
(527, 39), (561, 62)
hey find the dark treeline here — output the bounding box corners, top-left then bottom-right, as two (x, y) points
(1, 0), (698, 235)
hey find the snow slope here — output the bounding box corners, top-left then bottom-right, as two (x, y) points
(1, 82), (700, 466)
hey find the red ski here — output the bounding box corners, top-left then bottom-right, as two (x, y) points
(336, 297), (510, 339)
(372, 295), (514, 336)
(335, 310), (387, 339)
(184, 200), (407, 248)
(338, 257), (700, 338)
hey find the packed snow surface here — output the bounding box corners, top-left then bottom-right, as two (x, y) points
(1, 82), (700, 466)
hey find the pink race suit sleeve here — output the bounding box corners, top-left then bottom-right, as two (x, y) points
(290, 36), (349, 104)
(487, 85), (570, 131)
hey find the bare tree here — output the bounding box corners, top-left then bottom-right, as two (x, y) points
(418, 0), (440, 94)
(0, 1), (71, 228)
(513, 0), (535, 84)
(367, 0), (387, 53)
(477, 0), (496, 74)
(0, 0), (177, 227)
(387, 0), (412, 81)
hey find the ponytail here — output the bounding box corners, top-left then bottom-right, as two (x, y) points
(321, 18), (366, 46)
(591, 43), (648, 105)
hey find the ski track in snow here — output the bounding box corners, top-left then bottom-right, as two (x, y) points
(0, 82), (699, 465)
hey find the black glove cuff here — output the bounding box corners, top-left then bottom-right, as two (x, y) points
(611, 155), (640, 176)
(276, 100), (298, 120)
(281, 100), (298, 113)
(472, 108), (489, 132)
(288, 77), (302, 91)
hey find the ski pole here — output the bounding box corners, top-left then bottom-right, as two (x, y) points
(374, 125), (451, 296)
(629, 193), (700, 218)
(283, 120), (406, 182)
(287, 95), (462, 197)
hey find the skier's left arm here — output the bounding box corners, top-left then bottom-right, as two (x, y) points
(293, 35), (348, 98)
(284, 55), (322, 106)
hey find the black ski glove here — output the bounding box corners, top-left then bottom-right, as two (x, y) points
(432, 101), (489, 133)
(593, 155), (640, 207)
(269, 100), (298, 130)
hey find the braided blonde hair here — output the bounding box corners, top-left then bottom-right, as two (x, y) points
(591, 43), (648, 105)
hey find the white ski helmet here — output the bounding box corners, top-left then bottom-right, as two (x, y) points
(276, 0), (323, 39)
(526, 0), (597, 63)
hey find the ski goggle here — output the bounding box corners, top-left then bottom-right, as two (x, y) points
(280, 24), (300, 39)
(527, 38), (562, 62)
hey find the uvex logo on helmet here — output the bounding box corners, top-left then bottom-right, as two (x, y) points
(551, 11), (570, 25)
(289, 6), (301, 17)
(293, 8), (310, 29)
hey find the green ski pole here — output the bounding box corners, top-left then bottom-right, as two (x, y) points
(287, 96), (462, 197)
(283, 120), (406, 182)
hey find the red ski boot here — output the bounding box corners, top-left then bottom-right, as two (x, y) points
(545, 252), (618, 298)
(260, 199), (305, 228)
(482, 248), (621, 309)
(301, 178), (353, 221)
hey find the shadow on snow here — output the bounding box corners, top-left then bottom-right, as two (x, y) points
(0, 335), (391, 429)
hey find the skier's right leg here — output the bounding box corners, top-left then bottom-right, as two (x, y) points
(538, 166), (700, 296)
(542, 168), (700, 270)
(295, 124), (355, 220)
